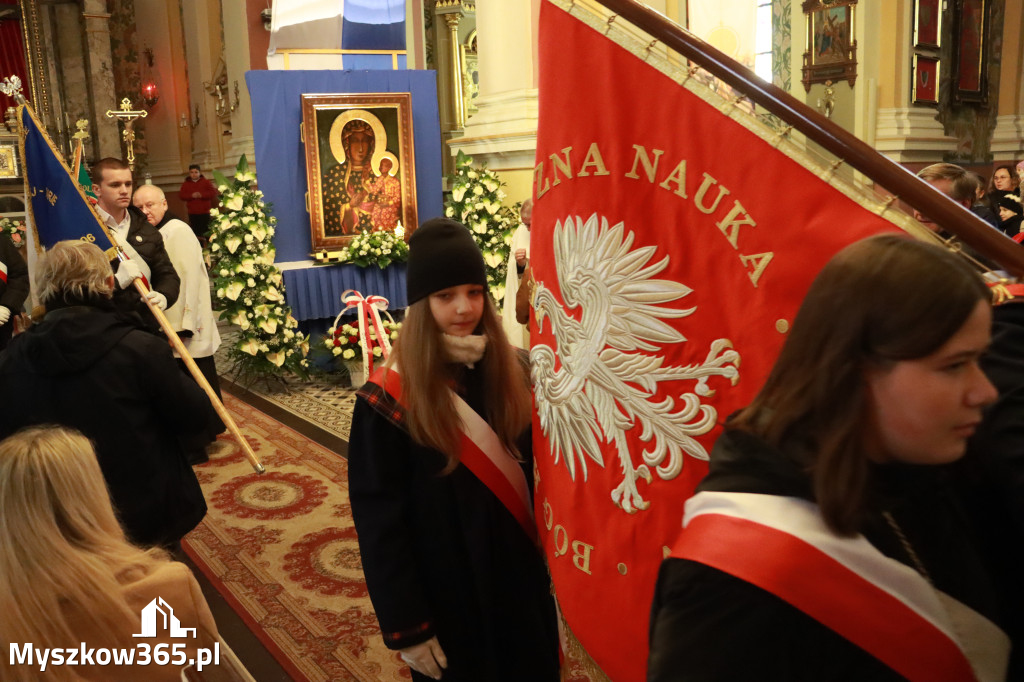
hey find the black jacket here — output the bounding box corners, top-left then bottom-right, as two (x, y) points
(0, 233), (29, 313)
(348, 363), (560, 682)
(0, 302), (208, 546)
(111, 207), (181, 315)
(960, 300), (1024, 680)
(648, 429), (1001, 682)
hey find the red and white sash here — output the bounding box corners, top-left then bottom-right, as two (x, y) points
(0, 259), (7, 284)
(366, 367), (536, 544)
(670, 491), (1009, 682)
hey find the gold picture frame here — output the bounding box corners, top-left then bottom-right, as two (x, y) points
(801, 0), (858, 91)
(301, 93), (417, 256)
(0, 142), (19, 179)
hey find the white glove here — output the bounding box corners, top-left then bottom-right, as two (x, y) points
(0, 306), (10, 325)
(399, 636), (447, 680)
(115, 259), (143, 288)
(145, 290), (168, 310)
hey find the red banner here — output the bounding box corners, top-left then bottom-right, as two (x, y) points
(531, 3), (916, 680)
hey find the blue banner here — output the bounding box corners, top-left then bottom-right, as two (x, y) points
(20, 106), (109, 249)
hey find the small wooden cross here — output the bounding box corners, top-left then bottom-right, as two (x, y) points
(105, 97), (147, 170)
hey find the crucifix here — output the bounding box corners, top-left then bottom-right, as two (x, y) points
(105, 97), (147, 170)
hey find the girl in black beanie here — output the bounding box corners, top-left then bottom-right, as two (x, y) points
(347, 218), (560, 681)
(998, 193), (1024, 242)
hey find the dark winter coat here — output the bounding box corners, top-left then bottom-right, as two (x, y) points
(178, 175), (218, 216)
(0, 301), (208, 546)
(0, 233), (28, 346)
(347, 362), (560, 682)
(959, 300), (1024, 680)
(647, 429), (1001, 682)
(111, 207), (181, 319)
(0, 232), (28, 312)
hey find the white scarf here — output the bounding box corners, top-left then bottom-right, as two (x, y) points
(442, 333), (488, 367)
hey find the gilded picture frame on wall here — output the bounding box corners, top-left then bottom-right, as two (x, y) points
(0, 142), (19, 180)
(913, 0), (942, 49)
(301, 93), (417, 255)
(801, 0), (858, 92)
(912, 54), (940, 105)
(951, 0), (990, 104)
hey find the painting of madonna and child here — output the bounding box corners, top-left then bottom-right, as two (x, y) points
(301, 93), (418, 254)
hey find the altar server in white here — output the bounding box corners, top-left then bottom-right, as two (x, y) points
(134, 184), (224, 462)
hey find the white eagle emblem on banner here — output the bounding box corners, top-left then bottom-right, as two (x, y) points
(531, 214), (741, 513)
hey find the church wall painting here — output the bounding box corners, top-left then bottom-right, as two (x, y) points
(301, 92), (417, 255)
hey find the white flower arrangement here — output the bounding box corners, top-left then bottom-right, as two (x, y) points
(338, 229), (409, 269)
(208, 155), (310, 380)
(445, 150), (520, 304)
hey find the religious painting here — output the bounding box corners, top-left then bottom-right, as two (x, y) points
(951, 0), (989, 104)
(914, 0), (941, 49)
(912, 55), (939, 105)
(801, 0), (858, 91)
(301, 93), (417, 255)
(0, 142), (18, 180)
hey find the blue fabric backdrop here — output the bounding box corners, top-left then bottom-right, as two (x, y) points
(245, 70), (442, 319)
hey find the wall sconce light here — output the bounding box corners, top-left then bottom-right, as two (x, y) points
(179, 104), (199, 129)
(141, 47), (159, 108)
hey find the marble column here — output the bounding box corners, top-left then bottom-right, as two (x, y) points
(180, 0), (226, 173)
(448, 0), (538, 198)
(81, 0), (121, 159)
(221, 0), (256, 166)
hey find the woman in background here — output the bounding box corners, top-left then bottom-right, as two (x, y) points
(648, 234), (1008, 681)
(988, 165), (1020, 207)
(0, 426), (220, 681)
(348, 218), (559, 681)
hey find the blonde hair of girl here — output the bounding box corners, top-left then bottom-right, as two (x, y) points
(0, 426), (169, 681)
(389, 294), (532, 473)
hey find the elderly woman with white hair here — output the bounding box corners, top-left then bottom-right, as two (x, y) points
(0, 240), (210, 547)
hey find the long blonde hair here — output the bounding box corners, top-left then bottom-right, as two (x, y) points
(0, 426), (169, 681)
(390, 295), (532, 472)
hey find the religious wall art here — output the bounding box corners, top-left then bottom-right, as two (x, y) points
(301, 93), (417, 255)
(801, 0), (858, 91)
(914, 0), (941, 49)
(951, 0), (989, 104)
(0, 142), (19, 180)
(912, 55), (939, 105)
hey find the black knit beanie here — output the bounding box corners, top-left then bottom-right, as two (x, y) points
(406, 218), (487, 304)
(998, 193), (1023, 215)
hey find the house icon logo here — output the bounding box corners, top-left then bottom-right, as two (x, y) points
(132, 597), (197, 639)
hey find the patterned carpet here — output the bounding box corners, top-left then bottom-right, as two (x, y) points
(186, 393), (601, 682)
(183, 393), (407, 682)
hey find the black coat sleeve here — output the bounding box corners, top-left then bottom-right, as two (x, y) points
(129, 329), (211, 440)
(140, 222), (181, 307)
(347, 397), (435, 650)
(647, 559), (904, 682)
(0, 234), (29, 310)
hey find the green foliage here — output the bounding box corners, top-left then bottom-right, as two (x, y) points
(444, 150), (519, 304)
(339, 229), (409, 268)
(207, 155), (309, 380)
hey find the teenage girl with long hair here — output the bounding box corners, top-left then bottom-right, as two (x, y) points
(348, 218), (560, 681)
(0, 425), (220, 681)
(648, 234), (1009, 681)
